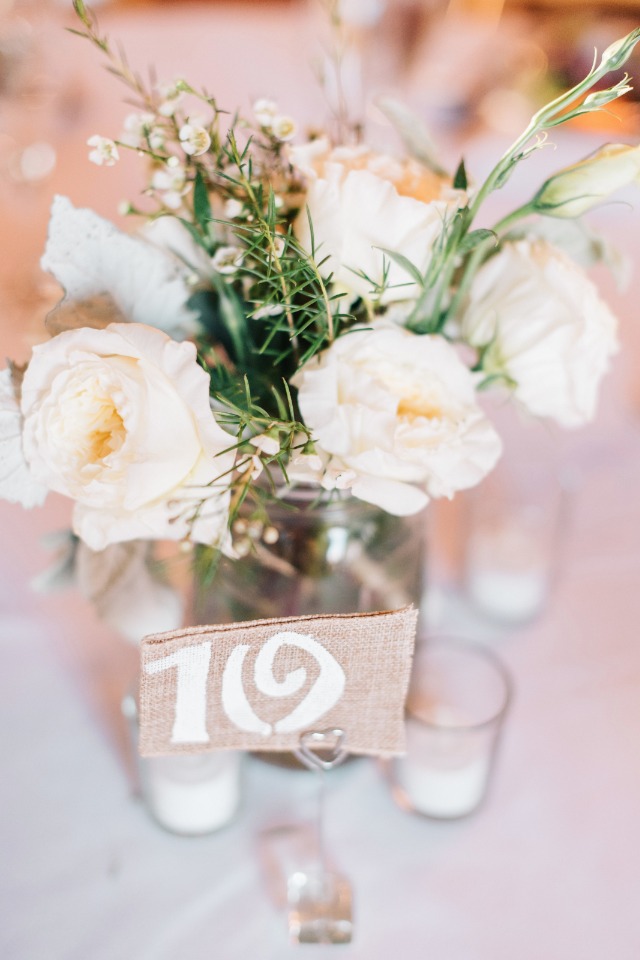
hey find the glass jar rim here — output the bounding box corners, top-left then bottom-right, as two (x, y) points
(406, 635), (513, 733)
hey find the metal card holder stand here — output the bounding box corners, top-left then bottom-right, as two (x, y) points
(287, 729), (353, 945)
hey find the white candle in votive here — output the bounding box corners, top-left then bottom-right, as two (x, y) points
(143, 751), (241, 835)
(396, 712), (490, 818)
(466, 523), (548, 622)
(468, 568), (547, 622)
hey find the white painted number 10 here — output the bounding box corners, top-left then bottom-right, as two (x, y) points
(144, 631), (346, 745)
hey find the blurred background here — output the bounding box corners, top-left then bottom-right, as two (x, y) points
(2, 0), (640, 348)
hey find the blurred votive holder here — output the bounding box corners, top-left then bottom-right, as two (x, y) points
(392, 638), (512, 819)
(463, 467), (565, 624)
(122, 693), (242, 836)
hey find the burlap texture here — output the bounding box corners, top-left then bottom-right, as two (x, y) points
(139, 607), (417, 758)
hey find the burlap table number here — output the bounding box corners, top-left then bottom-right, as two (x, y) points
(139, 607), (418, 758)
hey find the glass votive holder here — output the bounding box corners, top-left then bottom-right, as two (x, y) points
(463, 462), (564, 624)
(122, 693), (242, 836)
(392, 638), (512, 819)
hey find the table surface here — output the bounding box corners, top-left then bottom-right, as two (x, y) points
(2, 4), (640, 958)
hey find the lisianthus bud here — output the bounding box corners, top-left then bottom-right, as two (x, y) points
(532, 143), (640, 218)
(599, 28), (640, 72)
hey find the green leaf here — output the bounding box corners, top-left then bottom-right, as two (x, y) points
(453, 159), (468, 190)
(375, 98), (448, 176)
(193, 169), (212, 232)
(477, 371), (517, 391)
(374, 248), (424, 288)
(212, 278), (248, 366)
(458, 229), (498, 254)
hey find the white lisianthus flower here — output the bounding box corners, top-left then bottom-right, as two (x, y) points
(291, 139), (463, 304)
(179, 122), (211, 157)
(292, 325), (502, 515)
(20, 323), (235, 551)
(532, 144), (640, 218)
(462, 239), (619, 427)
(87, 135), (119, 167)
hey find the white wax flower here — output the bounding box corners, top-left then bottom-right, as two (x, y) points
(179, 123), (211, 157)
(533, 144), (640, 218)
(20, 323), (235, 551)
(120, 112), (157, 149)
(253, 98), (277, 128)
(87, 135), (119, 167)
(291, 140), (462, 304)
(212, 245), (244, 275)
(271, 115), (297, 142)
(157, 80), (185, 117)
(462, 239), (619, 427)
(286, 452), (324, 484)
(250, 433), (280, 457)
(293, 325), (502, 515)
(151, 163), (190, 210)
(224, 198), (245, 219)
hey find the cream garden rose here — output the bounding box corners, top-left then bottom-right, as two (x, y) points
(462, 239), (619, 427)
(292, 139), (462, 304)
(292, 325), (502, 515)
(20, 322), (235, 550)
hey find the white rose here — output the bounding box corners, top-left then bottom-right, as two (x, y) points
(292, 140), (462, 304)
(462, 239), (618, 427)
(21, 323), (235, 550)
(292, 325), (502, 515)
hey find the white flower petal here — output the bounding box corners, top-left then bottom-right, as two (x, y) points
(463, 239), (619, 427)
(350, 474), (429, 515)
(294, 324), (501, 514)
(0, 368), (47, 508)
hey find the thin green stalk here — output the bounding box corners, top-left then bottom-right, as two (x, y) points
(446, 203), (536, 323)
(468, 46), (638, 219)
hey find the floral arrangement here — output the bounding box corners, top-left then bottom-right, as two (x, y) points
(0, 2), (638, 636)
